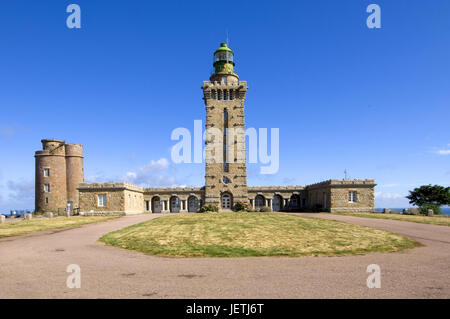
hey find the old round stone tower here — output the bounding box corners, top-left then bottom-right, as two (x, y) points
(35, 139), (84, 213)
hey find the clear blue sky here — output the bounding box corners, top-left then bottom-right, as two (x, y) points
(0, 0), (449, 211)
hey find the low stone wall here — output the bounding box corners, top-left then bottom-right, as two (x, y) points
(81, 211), (126, 217)
(330, 207), (374, 213)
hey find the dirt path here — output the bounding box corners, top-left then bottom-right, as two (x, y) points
(0, 213), (449, 298)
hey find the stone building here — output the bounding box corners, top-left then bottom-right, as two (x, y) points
(35, 43), (375, 215)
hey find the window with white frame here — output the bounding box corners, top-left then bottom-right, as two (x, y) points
(98, 194), (107, 207)
(43, 168), (50, 177)
(349, 191), (357, 203)
(44, 184), (50, 193)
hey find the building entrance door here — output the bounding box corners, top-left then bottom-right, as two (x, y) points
(152, 197), (162, 213)
(222, 194), (231, 209)
(188, 196), (199, 212)
(170, 197), (180, 213)
(272, 195), (281, 211)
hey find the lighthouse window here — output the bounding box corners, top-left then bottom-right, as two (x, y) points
(217, 91), (222, 100)
(44, 184), (50, 193)
(223, 90), (228, 100)
(43, 168), (50, 177)
(229, 90), (234, 100)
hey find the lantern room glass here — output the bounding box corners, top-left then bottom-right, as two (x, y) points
(214, 51), (233, 63)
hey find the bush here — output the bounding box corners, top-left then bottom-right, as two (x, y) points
(419, 203), (442, 215)
(233, 202), (250, 212)
(199, 204), (219, 213)
(260, 206), (272, 212)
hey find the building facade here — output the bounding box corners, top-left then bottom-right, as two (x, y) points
(35, 43), (375, 215)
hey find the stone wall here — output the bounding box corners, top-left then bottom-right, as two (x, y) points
(124, 189), (145, 215)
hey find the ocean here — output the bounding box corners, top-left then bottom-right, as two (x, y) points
(375, 207), (450, 215)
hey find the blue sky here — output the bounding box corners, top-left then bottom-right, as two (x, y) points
(0, 0), (449, 211)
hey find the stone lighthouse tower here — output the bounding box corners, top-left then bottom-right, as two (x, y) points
(35, 139), (84, 213)
(202, 43), (248, 210)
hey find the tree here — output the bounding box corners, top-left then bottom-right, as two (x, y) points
(406, 185), (450, 215)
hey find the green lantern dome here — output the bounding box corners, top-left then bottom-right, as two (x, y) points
(214, 42), (234, 54)
(213, 43), (235, 74)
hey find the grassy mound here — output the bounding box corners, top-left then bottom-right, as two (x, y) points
(99, 213), (419, 257)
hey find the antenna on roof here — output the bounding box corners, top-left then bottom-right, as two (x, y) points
(226, 29), (229, 46)
(344, 169), (348, 179)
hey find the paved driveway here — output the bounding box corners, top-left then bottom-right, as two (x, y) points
(0, 213), (449, 298)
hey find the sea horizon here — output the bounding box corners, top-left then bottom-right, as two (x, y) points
(375, 207), (450, 215)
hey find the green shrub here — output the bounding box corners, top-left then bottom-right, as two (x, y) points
(419, 203), (442, 215)
(233, 202), (250, 212)
(260, 206), (272, 212)
(199, 204), (219, 213)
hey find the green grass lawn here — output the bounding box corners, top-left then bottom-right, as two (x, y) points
(332, 212), (450, 227)
(99, 213), (419, 258)
(0, 216), (120, 238)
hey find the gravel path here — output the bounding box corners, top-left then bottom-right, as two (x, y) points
(0, 213), (448, 298)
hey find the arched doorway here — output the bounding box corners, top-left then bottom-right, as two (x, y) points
(255, 195), (265, 211)
(188, 196), (199, 212)
(170, 196), (180, 213)
(152, 196), (162, 213)
(221, 193), (232, 209)
(272, 195), (282, 211)
(290, 194), (300, 211)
